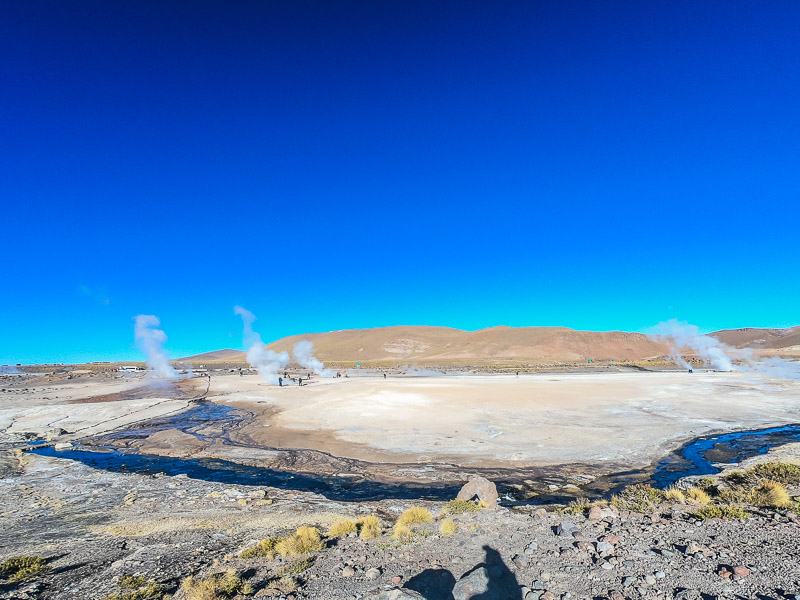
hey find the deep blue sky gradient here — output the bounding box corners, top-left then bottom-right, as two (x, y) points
(2, 1), (798, 364)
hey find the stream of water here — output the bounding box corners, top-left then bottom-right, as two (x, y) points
(28, 401), (800, 504)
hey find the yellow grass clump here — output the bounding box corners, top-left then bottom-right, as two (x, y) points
(610, 484), (665, 513)
(275, 526), (325, 557)
(357, 515), (381, 540)
(751, 480), (792, 508)
(181, 569), (251, 600)
(239, 537), (280, 559)
(392, 524), (415, 542)
(439, 518), (457, 536)
(0, 556), (48, 583)
(685, 487), (711, 505)
(664, 486), (686, 504)
(326, 519), (357, 539)
(440, 498), (481, 516)
(396, 507), (434, 528)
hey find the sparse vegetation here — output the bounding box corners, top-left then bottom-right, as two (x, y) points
(357, 515), (381, 540)
(685, 486), (711, 505)
(718, 484), (751, 504)
(439, 518), (457, 536)
(696, 477), (717, 491)
(693, 505), (751, 520)
(276, 558), (313, 578)
(724, 462), (800, 486)
(239, 537), (280, 559)
(392, 524), (415, 542)
(275, 526), (325, 557)
(181, 569), (252, 600)
(751, 480), (792, 508)
(268, 576), (297, 594)
(440, 498), (482, 516)
(611, 484), (665, 513)
(0, 556), (47, 583)
(326, 519), (357, 538)
(557, 497), (591, 515)
(101, 575), (165, 600)
(396, 507), (434, 527)
(664, 486), (686, 503)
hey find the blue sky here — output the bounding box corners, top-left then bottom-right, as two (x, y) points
(1, 1), (798, 364)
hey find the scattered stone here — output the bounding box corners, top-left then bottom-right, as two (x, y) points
(366, 567), (381, 579)
(342, 566), (355, 577)
(596, 541), (614, 556)
(556, 522), (580, 538)
(732, 565), (750, 577)
(368, 590), (425, 600)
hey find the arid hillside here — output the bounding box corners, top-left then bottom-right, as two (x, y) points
(711, 326), (800, 350)
(262, 325), (670, 363)
(178, 325), (800, 365)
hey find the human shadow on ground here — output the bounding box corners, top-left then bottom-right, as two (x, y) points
(404, 545), (521, 600)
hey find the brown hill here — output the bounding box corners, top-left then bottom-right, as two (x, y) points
(263, 325), (669, 363)
(174, 349), (245, 363)
(178, 325), (800, 365)
(711, 326), (800, 349)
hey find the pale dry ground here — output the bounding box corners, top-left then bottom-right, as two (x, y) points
(212, 372), (800, 468)
(0, 374), (202, 440)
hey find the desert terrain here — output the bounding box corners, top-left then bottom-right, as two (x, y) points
(179, 325), (800, 367)
(2, 333), (800, 600)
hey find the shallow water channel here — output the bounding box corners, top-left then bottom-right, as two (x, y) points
(29, 401), (800, 505)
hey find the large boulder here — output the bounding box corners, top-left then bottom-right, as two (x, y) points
(452, 565), (521, 600)
(456, 476), (498, 509)
(452, 567), (491, 599)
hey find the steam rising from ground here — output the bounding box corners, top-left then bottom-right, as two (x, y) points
(649, 319), (799, 379)
(134, 315), (178, 380)
(293, 341), (333, 377)
(649, 320), (734, 371)
(234, 306), (289, 385)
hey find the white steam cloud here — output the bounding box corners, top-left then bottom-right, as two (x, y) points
(234, 306), (289, 385)
(293, 340), (333, 377)
(648, 319), (734, 371)
(648, 319), (799, 379)
(134, 315), (178, 380)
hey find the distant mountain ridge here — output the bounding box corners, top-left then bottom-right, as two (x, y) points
(177, 325), (800, 364)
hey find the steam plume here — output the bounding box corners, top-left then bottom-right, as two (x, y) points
(648, 319), (800, 379)
(234, 306), (289, 384)
(293, 340), (333, 377)
(134, 315), (178, 380)
(648, 319), (733, 371)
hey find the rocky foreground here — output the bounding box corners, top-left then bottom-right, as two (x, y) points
(2, 447), (800, 600)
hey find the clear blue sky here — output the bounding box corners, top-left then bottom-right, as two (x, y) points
(2, 1), (798, 364)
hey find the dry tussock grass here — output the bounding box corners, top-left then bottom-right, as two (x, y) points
(275, 526), (325, 557)
(357, 515), (381, 539)
(396, 507), (433, 527)
(326, 519), (357, 538)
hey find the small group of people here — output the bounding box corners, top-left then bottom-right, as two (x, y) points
(277, 371), (313, 387)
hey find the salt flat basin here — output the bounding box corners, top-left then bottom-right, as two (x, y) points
(216, 371), (800, 468)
